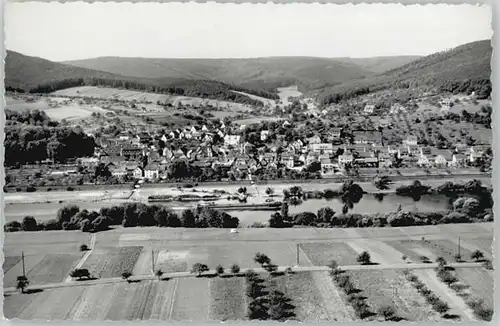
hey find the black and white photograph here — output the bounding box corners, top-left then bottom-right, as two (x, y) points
(2, 1), (494, 322)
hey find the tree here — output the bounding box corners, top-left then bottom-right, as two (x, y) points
(80, 244), (89, 252)
(70, 268), (91, 280)
(378, 305), (396, 321)
(245, 269), (258, 282)
(254, 253), (271, 266)
(269, 212), (284, 228)
(265, 187), (274, 196)
(357, 251), (371, 265)
(155, 269), (164, 280)
(57, 204), (80, 225)
(215, 264), (224, 275)
(230, 264), (241, 274)
(21, 216), (38, 231)
(16, 275), (29, 293)
(433, 301), (450, 314)
(122, 271), (132, 283)
(317, 207), (335, 223)
(181, 209), (196, 227)
(373, 175), (392, 190)
(280, 202), (289, 220)
(191, 263), (209, 277)
(436, 257), (447, 268)
(265, 263), (279, 274)
(471, 250), (484, 262)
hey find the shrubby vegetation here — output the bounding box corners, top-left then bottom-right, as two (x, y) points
(5, 111), (95, 167)
(5, 203), (239, 233)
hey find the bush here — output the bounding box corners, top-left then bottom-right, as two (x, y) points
(215, 264), (224, 275)
(482, 260), (493, 270)
(245, 269), (258, 282)
(5, 220), (23, 232)
(436, 257), (447, 267)
(378, 305), (396, 320)
(357, 251), (371, 265)
(80, 244), (89, 251)
(432, 301), (449, 314)
(471, 250), (484, 262)
(21, 216), (38, 231)
(70, 268), (91, 280)
(230, 264), (241, 274)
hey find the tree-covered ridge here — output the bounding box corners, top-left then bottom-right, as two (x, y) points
(319, 40), (492, 104)
(5, 50), (279, 106)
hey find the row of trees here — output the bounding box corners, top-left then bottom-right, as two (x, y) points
(23, 77), (276, 107)
(267, 204), (491, 230)
(5, 204), (239, 233)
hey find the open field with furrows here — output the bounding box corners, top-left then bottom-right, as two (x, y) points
(80, 246), (143, 279)
(3, 223), (493, 321)
(346, 269), (442, 321)
(6, 95), (114, 121)
(52, 86), (255, 112)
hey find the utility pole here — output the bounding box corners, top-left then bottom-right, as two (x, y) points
(296, 244), (299, 266)
(21, 251), (26, 277)
(151, 249), (155, 273)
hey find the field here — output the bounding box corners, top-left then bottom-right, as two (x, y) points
(3, 223), (494, 321)
(53, 86), (254, 112)
(6, 95), (113, 121)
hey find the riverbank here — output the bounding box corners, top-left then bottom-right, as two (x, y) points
(4, 171), (490, 194)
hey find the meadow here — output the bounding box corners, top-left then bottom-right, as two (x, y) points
(3, 223), (493, 321)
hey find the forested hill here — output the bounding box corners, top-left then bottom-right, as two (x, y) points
(5, 51), (278, 105)
(64, 56), (374, 92)
(319, 40), (492, 104)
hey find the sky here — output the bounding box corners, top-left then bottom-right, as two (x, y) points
(5, 2), (492, 61)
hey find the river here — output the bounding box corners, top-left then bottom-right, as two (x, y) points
(5, 193), (452, 227)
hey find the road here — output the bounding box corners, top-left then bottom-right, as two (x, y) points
(4, 262), (485, 294)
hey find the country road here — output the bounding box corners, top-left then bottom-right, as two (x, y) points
(4, 262), (485, 294)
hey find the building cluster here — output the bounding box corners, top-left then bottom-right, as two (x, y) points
(75, 120), (490, 182)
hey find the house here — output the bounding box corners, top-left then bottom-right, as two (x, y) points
(331, 128), (342, 139)
(389, 103), (407, 114)
(320, 158), (337, 175)
(310, 143), (334, 154)
(305, 153), (319, 166)
(454, 154), (468, 167)
(434, 151), (454, 167)
(133, 166), (144, 179)
(404, 135), (418, 146)
(110, 165), (127, 177)
(280, 154), (295, 169)
(118, 132), (131, 141)
(363, 104), (375, 114)
(201, 125), (209, 132)
(417, 154), (432, 167)
(137, 132), (152, 144)
(77, 157), (99, 168)
(338, 154), (354, 166)
(224, 135), (241, 147)
(121, 146), (143, 161)
(307, 135), (322, 144)
(353, 131), (382, 145)
(261, 130), (270, 141)
(354, 151), (378, 167)
(407, 145), (421, 156)
(144, 163), (159, 180)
